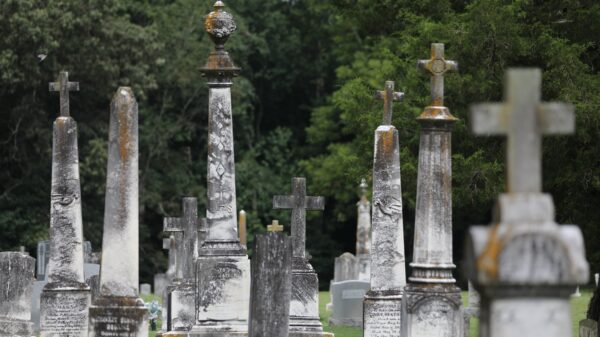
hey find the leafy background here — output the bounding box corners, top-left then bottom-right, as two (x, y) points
(1, 0), (599, 287)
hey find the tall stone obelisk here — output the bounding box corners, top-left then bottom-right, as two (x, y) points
(363, 81), (406, 337)
(402, 43), (463, 337)
(465, 68), (588, 337)
(189, 2), (250, 336)
(356, 178), (371, 281)
(40, 71), (91, 337)
(88, 87), (148, 337)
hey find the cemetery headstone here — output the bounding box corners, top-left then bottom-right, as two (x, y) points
(363, 80), (406, 337)
(40, 71), (91, 337)
(189, 3), (251, 336)
(140, 283), (151, 295)
(88, 87), (148, 337)
(273, 177), (325, 336)
(403, 43), (463, 337)
(465, 68), (589, 337)
(36, 240), (50, 280)
(154, 274), (168, 302)
(329, 280), (370, 327)
(248, 226), (293, 337)
(0, 252), (35, 337)
(164, 197), (200, 333)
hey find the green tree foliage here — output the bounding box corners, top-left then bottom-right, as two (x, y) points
(1, 0), (598, 287)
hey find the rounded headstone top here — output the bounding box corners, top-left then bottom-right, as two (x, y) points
(204, 1), (236, 48)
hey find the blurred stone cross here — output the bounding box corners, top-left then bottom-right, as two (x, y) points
(267, 220), (284, 232)
(163, 197), (199, 281)
(273, 177), (324, 259)
(418, 43), (458, 106)
(375, 80), (404, 125)
(49, 71), (79, 117)
(471, 68), (574, 193)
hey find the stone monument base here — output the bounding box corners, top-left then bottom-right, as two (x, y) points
(290, 258), (324, 337)
(363, 290), (402, 337)
(40, 284), (90, 337)
(0, 318), (34, 337)
(191, 253), (250, 337)
(402, 283), (463, 337)
(167, 282), (195, 332)
(88, 296), (148, 337)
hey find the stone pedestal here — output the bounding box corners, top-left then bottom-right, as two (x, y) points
(363, 291), (402, 337)
(40, 285), (91, 337)
(402, 284), (462, 337)
(289, 258), (323, 337)
(167, 282), (195, 331)
(88, 297), (148, 337)
(0, 252), (35, 337)
(188, 255), (250, 337)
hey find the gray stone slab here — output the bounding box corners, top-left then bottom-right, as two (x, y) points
(140, 283), (151, 295)
(334, 252), (358, 282)
(154, 273), (168, 299)
(329, 280), (369, 327)
(0, 252), (35, 337)
(249, 232), (292, 337)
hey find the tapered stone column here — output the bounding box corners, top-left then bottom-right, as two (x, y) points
(363, 81), (406, 337)
(40, 71), (91, 337)
(402, 43), (463, 337)
(189, 2), (250, 336)
(465, 68), (588, 337)
(88, 87), (148, 337)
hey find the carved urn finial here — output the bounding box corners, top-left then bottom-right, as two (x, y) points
(204, 1), (236, 49)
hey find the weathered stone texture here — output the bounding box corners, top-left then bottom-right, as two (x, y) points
(0, 252), (35, 337)
(249, 232), (292, 337)
(100, 87), (140, 297)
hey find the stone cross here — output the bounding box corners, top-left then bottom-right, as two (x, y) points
(49, 71), (79, 117)
(374, 81), (404, 125)
(267, 220), (283, 232)
(273, 177), (324, 259)
(471, 68), (574, 193)
(418, 43), (458, 106)
(163, 197), (199, 281)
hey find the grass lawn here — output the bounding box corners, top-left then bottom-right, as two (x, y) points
(319, 289), (593, 337)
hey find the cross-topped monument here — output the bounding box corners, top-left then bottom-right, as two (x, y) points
(375, 80), (404, 125)
(49, 71), (79, 117)
(163, 197), (199, 282)
(471, 68), (574, 193)
(273, 177), (324, 258)
(418, 43), (458, 107)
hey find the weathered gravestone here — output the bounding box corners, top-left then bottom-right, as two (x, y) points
(140, 283), (152, 295)
(154, 274), (168, 303)
(273, 177), (325, 337)
(0, 252), (35, 337)
(403, 43), (463, 337)
(164, 197), (200, 334)
(88, 87), (148, 337)
(329, 280), (370, 327)
(363, 80), (406, 337)
(40, 71), (91, 337)
(248, 223), (292, 337)
(580, 319), (598, 337)
(465, 68), (589, 337)
(189, 3), (250, 336)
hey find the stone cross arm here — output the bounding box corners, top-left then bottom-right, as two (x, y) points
(49, 71), (79, 117)
(470, 68), (575, 193)
(163, 197), (199, 233)
(374, 80), (404, 126)
(417, 43), (458, 106)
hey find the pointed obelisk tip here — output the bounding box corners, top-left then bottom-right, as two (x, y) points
(112, 86), (136, 105)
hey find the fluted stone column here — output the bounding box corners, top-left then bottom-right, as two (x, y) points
(189, 2), (250, 336)
(88, 87), (148, 337)
(41, 71), (91, 337)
